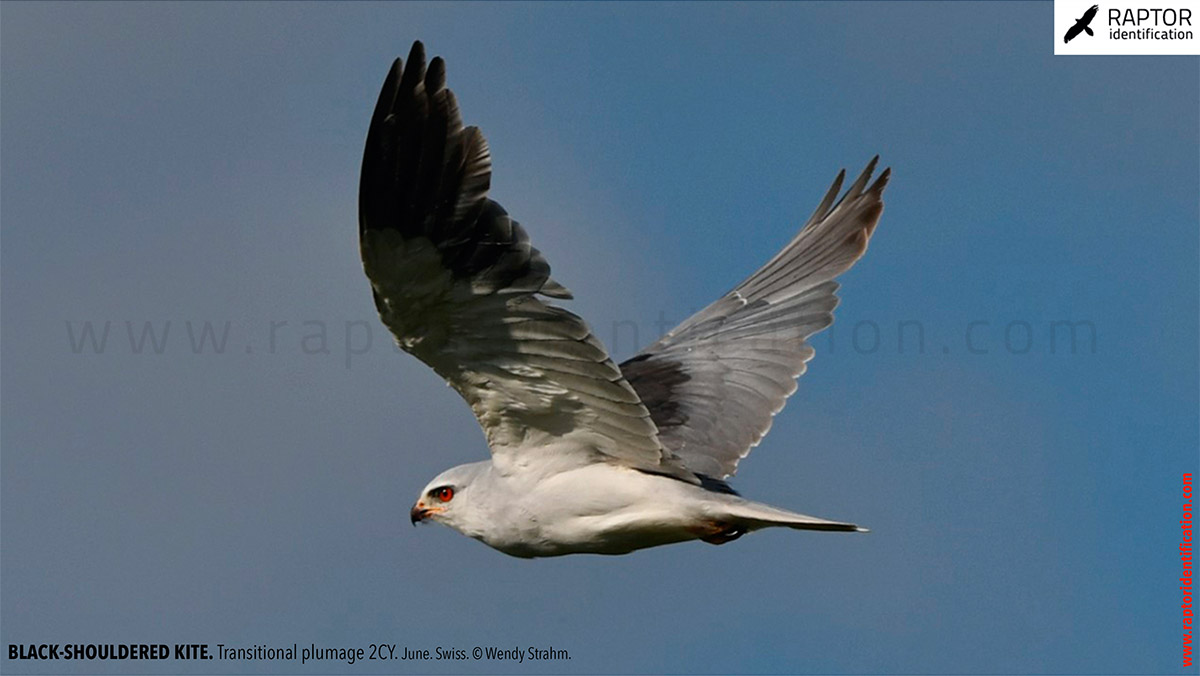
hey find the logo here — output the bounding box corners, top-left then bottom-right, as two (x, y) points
(1064, 4), (1100, 42)
(1054, 0), (1199, 55)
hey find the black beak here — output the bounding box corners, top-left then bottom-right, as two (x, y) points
(410, 504), (426, 526)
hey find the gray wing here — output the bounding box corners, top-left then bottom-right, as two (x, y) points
(620, 159), (889, 479)
(360, 42), (693, 481)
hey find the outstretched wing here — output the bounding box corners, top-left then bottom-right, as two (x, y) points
(620, 159), (889, 479)
(360, 42), (692, 481)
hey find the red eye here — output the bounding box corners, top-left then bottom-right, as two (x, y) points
(435, 487), (454, 502)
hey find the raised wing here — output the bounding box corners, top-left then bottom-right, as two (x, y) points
(620, 159), (889, 479)
(360, 42), (691, 481)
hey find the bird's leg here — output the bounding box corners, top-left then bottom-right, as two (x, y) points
(693, 521), (746, 545)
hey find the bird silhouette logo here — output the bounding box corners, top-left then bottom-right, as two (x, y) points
(1064, 4), (1100, 43)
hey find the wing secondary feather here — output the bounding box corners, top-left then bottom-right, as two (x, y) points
(621, 159), (890, 479)
(360, 42), (693, 481)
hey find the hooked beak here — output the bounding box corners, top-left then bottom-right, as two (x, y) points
(411, 501), (443, 526)
(410, 503), (428, 526)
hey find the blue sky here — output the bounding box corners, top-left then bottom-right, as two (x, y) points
(2, 2), (1197, 674)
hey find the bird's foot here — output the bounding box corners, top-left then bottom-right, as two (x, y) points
(695, 522), (745, 545)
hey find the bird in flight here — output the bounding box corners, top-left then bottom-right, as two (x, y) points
(359, 42), (890, 557)
(1064, 4), (1100, 43)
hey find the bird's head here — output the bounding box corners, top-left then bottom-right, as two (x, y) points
(410, 462), (488, 530)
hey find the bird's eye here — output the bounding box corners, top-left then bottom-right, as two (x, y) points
(434, 487), (454, 502)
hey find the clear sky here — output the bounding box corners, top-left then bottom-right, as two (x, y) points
(2, 2), (1197, 674)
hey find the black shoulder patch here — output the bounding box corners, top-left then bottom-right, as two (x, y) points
(697, 473), (740, 496)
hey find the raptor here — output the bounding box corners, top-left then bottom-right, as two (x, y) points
(359, 42), (890, 557)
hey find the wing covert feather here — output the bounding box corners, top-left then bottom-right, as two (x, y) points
(621, 160), (889, 479)
(360, 42), (692, 481)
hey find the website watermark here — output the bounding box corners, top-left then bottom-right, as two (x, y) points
(62, 315), (1099, 370)
(1183, 472), (1194, 668)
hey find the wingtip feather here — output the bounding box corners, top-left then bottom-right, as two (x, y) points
(400, 41), (426, 90)
(845, 156), (879, 201)
(407, 40), (425, 65)
(870, 166), (892, 196)
(426, 56), (446, 91)
(805, 168), (846, 227)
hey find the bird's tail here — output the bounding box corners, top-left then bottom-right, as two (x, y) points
(722, 498), (868, 533)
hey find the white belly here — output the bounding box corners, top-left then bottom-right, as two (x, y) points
(481, 464), (715, 557)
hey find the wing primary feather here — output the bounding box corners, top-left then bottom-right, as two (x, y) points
(620, 158), (889, 479)
(360, 42), (693, 483)
(805, 168), (845, 226)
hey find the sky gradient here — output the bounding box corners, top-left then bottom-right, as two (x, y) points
(2, 2), (1198, 674)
